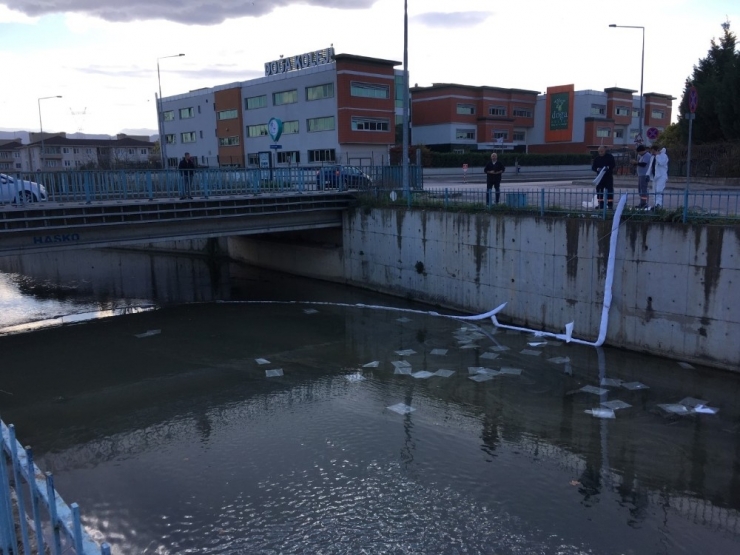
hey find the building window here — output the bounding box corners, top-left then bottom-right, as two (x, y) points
(513, 131), (526, 141)
(493, 131), (508, 140)
(596, 127), (611, 138)
(179, 107), (194, 119)
(247, 124), (268, 137)
(306, 83), (334, 101)
(629, 128), (640, 139)
(512, 108), (532, 118)
(351, 117), (389, 131)
(45, 160), (59, 167)
(651, 109), (665, 119)
(614, 129), (624, 139)
(489, 106), (506, 116)
(245, 95), (267, 110)
(86, 148), (92, 154)
(218, 109), (238, 120)
(283, 120), (299, 134)
(247, 153), (260, 166)
(199, 131), (203, 139)
(456, 129), (475, 140)
(62, 147), (70, 154)
(219, 136), (240, 146)
(163, 110), (175, 121)
(64, 160), (71, 167)
(73, 148), (80, 154)
(277, 151), (300, 164)
(273, 89), (298, 106)
(308, 149), (336, 162)
(350, 82), (389, 99)
(15, 163), (21, 169)
(181, 131), (196, 143)
(590, 104), (606, 116)
(632, 109), (641, 117)
(307, 116), (335, 132)
(457, 104), (475, 115)
(615, 106), (630, 116)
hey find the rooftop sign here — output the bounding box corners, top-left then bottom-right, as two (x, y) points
(265, 47), (335, 77)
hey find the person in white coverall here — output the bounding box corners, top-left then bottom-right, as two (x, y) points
(648, 146), (669, 209)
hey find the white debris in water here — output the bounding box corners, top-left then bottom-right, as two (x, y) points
(601, 400), (632, 410)
(480, 352), (500, 360)
(391, 360), (411, 368)
(693, 404), (719, 415)
(460, 344), (479, 349)
(135, 329), (161, 338)
(600, 378), (623, 387)
(265, 369), (284, 378)
(579, 385), (609, 395)
(394, 367), (412, 375)
(387, 403), (415, 415)
(490, 345), (511, 352)
(345, 373), (366, 383)
(396, 317), (412, 323)
(678, 397), (707, 408)
(528, 341), (548, 347)
(498, 367), (523, 376)
(469, 373), (495, 382)
(622, 381), (649, 391)
(468, 366), (497, 375)
(434, 369), (456, 378)
(585, 408), (616, 419)
(677, 361), (695, 370)
(520, 349), (543, 356)
(362, 361), (380, 368)
(658, 403), (692, 415)
(255, 358), (270, 365)
(548, 357), (571, 364)
(395, 349), (416, 356)
(411, 371), (435, 379)
(303, 308), (319, 314)
(430, 349), (448, 356)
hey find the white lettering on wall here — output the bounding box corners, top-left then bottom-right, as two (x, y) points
(264, 47), (335, 76)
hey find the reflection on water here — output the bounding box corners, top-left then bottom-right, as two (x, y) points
(1, 250), (740, 554)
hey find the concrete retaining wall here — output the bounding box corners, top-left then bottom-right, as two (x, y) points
(228, 209), (739, 371)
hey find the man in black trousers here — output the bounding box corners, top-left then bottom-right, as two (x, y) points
(178, 152), (195, 200)
(484, 153), (505, 206)
(591, 146), (615, 209)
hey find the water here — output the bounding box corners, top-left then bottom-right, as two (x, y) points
(1, 249), (740, 555)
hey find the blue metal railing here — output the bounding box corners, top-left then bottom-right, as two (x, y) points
(357, 187), (740, 223)
(0, 420), (110, 555)
(1, 166), (423, 206)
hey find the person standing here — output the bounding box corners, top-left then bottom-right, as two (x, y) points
(178, 152), (196, 200)
(648, 145), (669, 209)
(483, 153), (505, 206)
(591, 146), (616, 210)
(631, 145), (651, 208)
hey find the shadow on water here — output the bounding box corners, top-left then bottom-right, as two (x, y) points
(0, 248), (739, 554)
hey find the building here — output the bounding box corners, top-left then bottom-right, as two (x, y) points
(409, 83), (540, 152)
(411, 83), (675, 154)
(159, 48), (406, 168)
(0, 133), (156, 172)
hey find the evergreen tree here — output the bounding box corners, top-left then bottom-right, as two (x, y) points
(678, 21), (740, 143)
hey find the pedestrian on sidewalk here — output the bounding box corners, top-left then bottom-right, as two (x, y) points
(648, 145), (669, 209)
(484, 153), (505, 206)
(632, 145), (651, 208)
(178, 152), (195, 200)
(591, 146), (615, 209)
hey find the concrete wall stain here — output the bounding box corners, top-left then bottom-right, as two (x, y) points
(473, 214), (490, 286)
(565, 218), (581, 281)
(702, 226), (724, 309)
(395, 209), (406, 253)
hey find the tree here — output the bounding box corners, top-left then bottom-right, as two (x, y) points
(656, 123), (682, 148)
(678, 21), (740, 144)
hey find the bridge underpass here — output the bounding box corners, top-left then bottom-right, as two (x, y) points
(0, 192), (355, 257)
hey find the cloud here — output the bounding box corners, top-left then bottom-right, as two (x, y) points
(413, 11), (491, 28)
(75, 64), (263, 81)
(1, 0), (377, 25)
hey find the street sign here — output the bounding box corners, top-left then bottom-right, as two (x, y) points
(634, 133), (643, 145)
(646, 127), (659, 141)
(689, 86), (699, 113)
(269, 144), (283, 150)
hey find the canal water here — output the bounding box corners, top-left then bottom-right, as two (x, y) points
(1, 249), (739, 555)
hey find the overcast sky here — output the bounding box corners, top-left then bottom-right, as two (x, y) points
(0, 0), (736, 135)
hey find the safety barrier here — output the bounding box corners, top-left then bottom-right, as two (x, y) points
(0, 420), (110, 555)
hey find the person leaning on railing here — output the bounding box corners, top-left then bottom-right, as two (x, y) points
(178, 152), (195, 200)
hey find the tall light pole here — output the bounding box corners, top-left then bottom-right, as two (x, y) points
(401, 0), (409, 198)
(157, 53), (185, 169)
(38, 95), (62, 171)
(609, 24), (645, 144)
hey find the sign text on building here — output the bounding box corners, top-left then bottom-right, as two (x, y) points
(549, 92), (570, 131)
(265, 47), (335, 76)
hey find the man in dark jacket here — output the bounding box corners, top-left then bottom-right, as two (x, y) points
(178, 152), (195, 200)
(591, 146), (615, 209)
(483, 153), (505, 206)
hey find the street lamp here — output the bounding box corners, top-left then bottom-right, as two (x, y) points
(402, 0), (409, 198)
(157, 53), (185, 169)
(38, 95), (62, 171)
(609, 24), (645, 144)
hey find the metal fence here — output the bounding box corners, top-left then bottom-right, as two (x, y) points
(1, 166), (423, 206)
(357, 187), (740, 223)
(0, 420), (110, 554)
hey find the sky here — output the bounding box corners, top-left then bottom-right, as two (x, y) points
(0, 0), (737, 137)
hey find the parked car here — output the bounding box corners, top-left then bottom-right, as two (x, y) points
(0, 174), (48, 204)
(316, 165), (373, 190)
